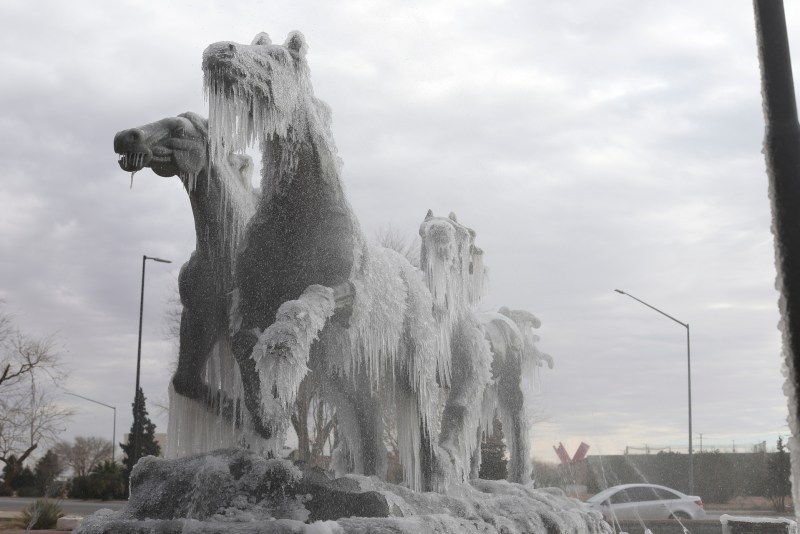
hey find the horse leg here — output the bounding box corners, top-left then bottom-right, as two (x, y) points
(230, 283), (345, 442)
(438, 314), (493, 482)
(231, 328), (273, 440)
(469, 426), (482, 479)
(173, 256), (243, 424)
(495, 352), (531, 484)
(172, 306), (216, 402)
(352, 369), (386, 477)
(503, 409), (530, 484)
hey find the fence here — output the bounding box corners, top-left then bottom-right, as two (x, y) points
(624, 441), (769, 455)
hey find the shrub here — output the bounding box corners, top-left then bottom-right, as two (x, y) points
(68, 461), (125, 500)
(694, 451), (735, 503)
(12, 499), (63, 530)
(88, 460), (125, 500)
(16, 485), (42, 497)
(533, 461), (566, 489)
(68, 475), (93, 499)
(45, 480), (69, 499)
(10, 466), (36, 492)
(766, 437), (791, 512)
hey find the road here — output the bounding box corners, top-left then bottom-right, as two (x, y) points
(0, 497), (126, 516)
(1, 497), (793, 518)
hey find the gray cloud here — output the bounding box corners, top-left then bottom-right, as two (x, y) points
(0, 0), (791, 466)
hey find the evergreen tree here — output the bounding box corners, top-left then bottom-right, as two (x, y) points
(11, 466), (36, 495)
(0, 454), (22, 492)
(121, 388), (161, 487)
(766, 436), (791, 512)
(479, 417), (508, 480)
(1, 454), (36, 494)
(89, 460), (125, 501)
(34, 449), (63, 496)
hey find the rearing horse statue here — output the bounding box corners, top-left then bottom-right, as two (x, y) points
(113, 112), (260, 454)
(204, 32), (450, 491)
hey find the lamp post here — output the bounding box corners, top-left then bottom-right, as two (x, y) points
(614, 289), (693, 494)
(64, 392), (117, 463)
(133, 255), (171, 466)
(753, 2), (800, 488)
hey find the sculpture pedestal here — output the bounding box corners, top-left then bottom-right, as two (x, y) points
(74, 449), (610, 534)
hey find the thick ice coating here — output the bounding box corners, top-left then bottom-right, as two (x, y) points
(203, 32), (452, 492)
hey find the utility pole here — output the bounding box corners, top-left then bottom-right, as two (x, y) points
(753, 0), (800, 475)
(132, 255), (171, 467)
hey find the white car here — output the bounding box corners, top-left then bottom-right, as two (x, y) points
(585, 483), (706, 521)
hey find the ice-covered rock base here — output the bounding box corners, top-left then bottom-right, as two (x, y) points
(74, 449), (610, 534)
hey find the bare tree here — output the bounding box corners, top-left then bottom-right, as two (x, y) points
(54, 436), (113, 477)
(374, 224), (420, 267)
(151, 280), (182, 418)
(162, 278), (183, 350)
(291, 378), (336, 466)
(0, 303), (73, 482)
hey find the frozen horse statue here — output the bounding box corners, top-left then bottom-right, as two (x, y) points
(419, 211), (553, 485)
(478, 307), (553, 484)
(113, 112), (260, 455)
(418, 210), (491, 483)
(203, 32), (449, 491)
(89, 32), (611, 534)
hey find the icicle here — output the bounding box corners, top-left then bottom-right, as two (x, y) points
(251, 285), (335, 407)
(167, 348), (244, 458)
(395, 385), (423, 492)
(419, 214), (488, 339)
(442, 313), (494, 481)
(203, 37), (335, 193)
(129, 170), (137, 189)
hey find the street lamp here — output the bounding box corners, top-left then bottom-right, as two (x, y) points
(614, 289), (694, 494)
(133, 255), (171, 466)
(64, 392), (117, 463)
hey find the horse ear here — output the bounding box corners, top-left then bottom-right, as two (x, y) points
(448, 212), (458, 222)
(178, 112), (208, 139)
(227, 154), (254, 188)
(238, 155), (254, 184)
(251, 32), (272, 46)
(285, 31), (308, 57)
(424, 209), (434, 221)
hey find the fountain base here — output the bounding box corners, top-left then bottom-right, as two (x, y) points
(74, 449), (610, 534)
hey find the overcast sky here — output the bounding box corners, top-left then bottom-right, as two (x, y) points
(0, 0), (795, 466)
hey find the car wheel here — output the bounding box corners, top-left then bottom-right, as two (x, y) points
(670, 511), (691, 520)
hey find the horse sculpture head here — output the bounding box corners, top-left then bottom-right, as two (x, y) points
(203, 32), (333, 164)
(419, 210), (487, 318)
(113, 112), (210, 190)
(498, 307), (553, 369)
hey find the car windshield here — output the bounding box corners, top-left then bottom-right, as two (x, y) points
(587, 485), (681, 504)
(586, 487), (621, 503)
